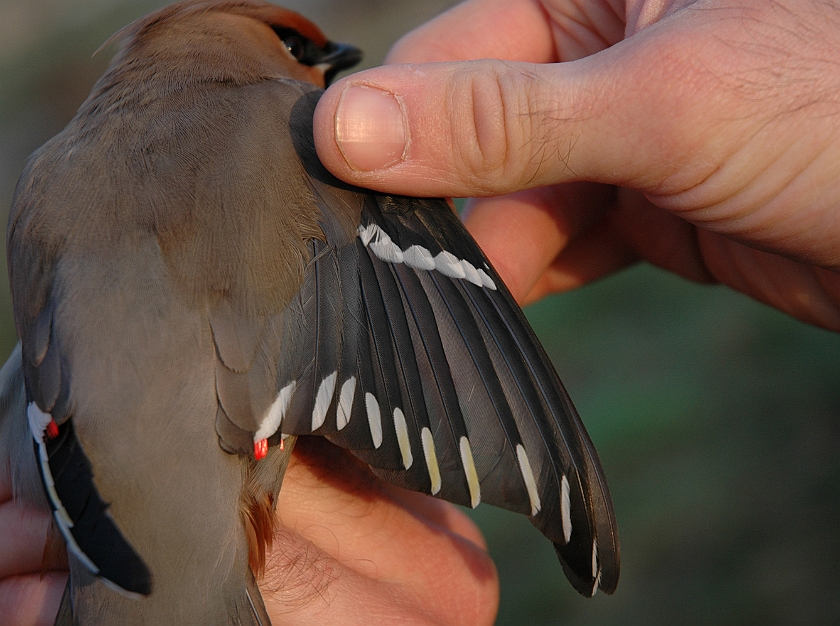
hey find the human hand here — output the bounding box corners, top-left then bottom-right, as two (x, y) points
(260, 438), (498, 625)
(313, 0), (840, 329)
(0, 462), (66, 626)
(0, 437), (497, 626)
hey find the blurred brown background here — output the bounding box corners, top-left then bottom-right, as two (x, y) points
(1, 1), (839, 624)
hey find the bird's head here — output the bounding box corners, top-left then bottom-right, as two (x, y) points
(104, 0), (362, 89)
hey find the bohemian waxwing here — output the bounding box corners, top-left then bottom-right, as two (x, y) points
(0, 1), (620, 623)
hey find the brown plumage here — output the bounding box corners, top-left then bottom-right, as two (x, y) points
(1, 1), (620, 624)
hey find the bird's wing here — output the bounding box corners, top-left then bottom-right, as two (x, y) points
(5, 222), (153, 595)
(190, 76), (623, 590)
(270, 192), (620, 596)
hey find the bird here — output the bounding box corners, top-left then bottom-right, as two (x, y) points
(0, 0), (619, 623)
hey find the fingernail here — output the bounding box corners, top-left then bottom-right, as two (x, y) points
(335, 85), (407, 171)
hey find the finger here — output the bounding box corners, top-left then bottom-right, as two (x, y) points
(521, 190), (719, 302)
(263, 439), (498, 626)
(0, 572), (66, 626)
(0, 502), (52, 580)
(504, 188), (840, 330)
(462, 184), (718, 304)
(315, 0), (840, 261)
(696, 232), (840, 331)
(521, 209), (640, 304)
(262, 510), (497, 626)
(462, 182), (615, 303)
(613, 190), (716, 284)
(378, 485), (488, 550)
(313, 18), (726, 199)
(262, 531), (497, 626)
(276, 439), (490, 562)
(385, 0), (558, 65)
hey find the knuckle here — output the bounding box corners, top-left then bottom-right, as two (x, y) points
(447, 62), (534, 193)
(446, 61), (574, 193)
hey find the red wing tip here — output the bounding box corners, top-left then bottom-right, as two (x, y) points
(253, 439), (268, 460)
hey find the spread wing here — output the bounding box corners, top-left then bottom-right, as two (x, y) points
(238, 191), (620, 597)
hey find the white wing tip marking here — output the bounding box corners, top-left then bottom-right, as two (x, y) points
(477, 268), (497, 290)
(255, 381), (296, 441)
(515, 444), (541, 516)
(359, 223), (404, 263)
(403, 245), (435, 270)
(370, 238), (404, 264)
(336, 377), (356, 431)
(561, 474), (572, 544)
(26, 402), (51, 443)
(459, 436), (481, 508)
(393, 408), (413, 470)
(358, 223), (377, 245)
(434, 251), (466, 279)
(28, 404), (69, 522)
(421, 428), (441, 495)
(358, 222), (497, 290)
(311, 372), (338, 432)
(365, 393), (383, 448)
(461, 260), (483, 287)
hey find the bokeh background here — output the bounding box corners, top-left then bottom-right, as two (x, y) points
(1, 1), (838, 624)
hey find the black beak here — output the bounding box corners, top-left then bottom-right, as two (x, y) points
(321, 42), (363, 86)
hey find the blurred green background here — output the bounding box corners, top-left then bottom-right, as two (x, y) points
(1, 1), (838, 624)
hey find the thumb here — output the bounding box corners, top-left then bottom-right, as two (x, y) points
(312, 27), (720, 199)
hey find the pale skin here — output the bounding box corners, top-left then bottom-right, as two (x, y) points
(3, 0), (840, 623)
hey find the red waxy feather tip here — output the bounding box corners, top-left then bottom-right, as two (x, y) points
(254, 439), (268, 460)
